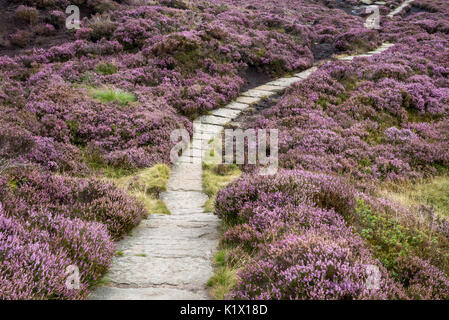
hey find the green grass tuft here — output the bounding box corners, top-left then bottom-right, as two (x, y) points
(207, 250), (238, 300)
(134, 253), (147, 257)
(91, 88), (136, 106)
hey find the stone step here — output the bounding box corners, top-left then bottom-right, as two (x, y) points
(150, 213), (218, 221)
(209, 108), (241, 119)
(160, 191), (209, 210)
(195, 115), (230, 126)
(225, 101), (250, 110)
(236, 96), (260, 105)
(169, 170), (202, 181)
(90, 287), (209, 300)
(193, 123), (224, 134)
(167, 181), (203, 192)
(101, 255), (215, 289)
(254, 84), (285, 92)
(266, 76), (301, 87)
(119, 221), (218, 242)
(241, 89), (275, 98)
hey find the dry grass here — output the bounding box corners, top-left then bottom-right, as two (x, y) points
(202, 163), (241, 213)
(381, 175), (449, 221)
(110, 164), (171, 215)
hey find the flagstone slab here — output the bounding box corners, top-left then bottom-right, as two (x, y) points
(236, 96), (260, 105)
(254, 84), (285, 92)
(266, 77), (301, 87)
(210, 108), (241, 119)
(241, 89), (275, 98)
(225, 102), (251, 110)
(294, 67), (318, 79)
(195, 115), (230, 126)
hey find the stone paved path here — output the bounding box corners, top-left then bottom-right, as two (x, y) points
(89, 47), (396, 301)
(88, 45), (396, 300)
(89, 0), (412, 300)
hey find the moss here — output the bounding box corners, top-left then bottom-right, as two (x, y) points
(90, 88), (136, 106)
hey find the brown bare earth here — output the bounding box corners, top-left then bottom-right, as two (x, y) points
(0, 1), (94, 56)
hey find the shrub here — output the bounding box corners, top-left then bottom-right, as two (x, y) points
(15, 5), (39, 24)
(396, 256), (449, 300)
(35, 23), (56, 35)
(95, 62), (118, 75)
(1, 169), (147, 240)
(229, 230), (405, 300)
(10, 30), (33, 47)
(0, 189), (115, 300)
(75, 28), (93, 40)
(216, 169), (449, 299)
(0, 125), (35, 165)
(85, 15), (117, 41)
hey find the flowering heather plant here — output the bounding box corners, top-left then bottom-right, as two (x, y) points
(217, 169), (449, 299)
(0, 164), (148, 299)
(229, 231), (404, 300)
(1, 169), (147, 240)
(2, 0), (449, 300)
(216, 171), (406, 299)
(216, 1), (449, 298)
(0, 187), (115, 300)
(250, 42), (449, 181)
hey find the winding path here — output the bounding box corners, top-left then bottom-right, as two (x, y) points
(90, 1), (412, 300)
